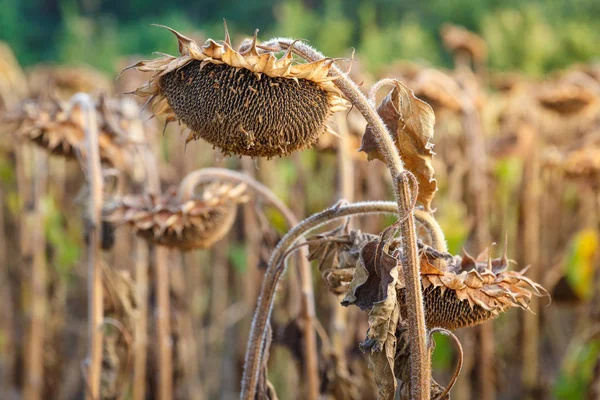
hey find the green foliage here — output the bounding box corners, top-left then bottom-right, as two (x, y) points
(564, 229), (599, 300)
(42, 194), (81, 282)
(1, 0), (598, 74)
(554, 339), (600, 399)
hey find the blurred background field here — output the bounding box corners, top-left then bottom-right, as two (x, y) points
(2, 0), (600, 76)
(1, 1), (600, 400)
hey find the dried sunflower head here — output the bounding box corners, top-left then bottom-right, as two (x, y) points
(103, 181), (248, 250)
(309, 229), (547, 330)
(124, 25), (349, 158)
(536, 83), (597, 115)
(441, 24), (488, 64)
(27, 65), (113, 100)
(3, 95), (141, 169)
(408, 246), (548, 330)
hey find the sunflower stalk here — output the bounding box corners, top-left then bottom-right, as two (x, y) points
(70, 93), (104, 400)
(143, 140), (173, 400)
(241, 201), (400, 399)
(261, 38), (433, 399)
(178, 167), (320, 399)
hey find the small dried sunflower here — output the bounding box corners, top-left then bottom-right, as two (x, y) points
(124, 25), (349, 158)
(3, 95), (141, 169)
(103, 181), (248, 250)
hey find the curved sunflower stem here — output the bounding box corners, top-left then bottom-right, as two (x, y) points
(178, 167), (319, 399)
(240, 201), (400, 399)
(70, 93), (104, 400)
(259, 38), (432, 399)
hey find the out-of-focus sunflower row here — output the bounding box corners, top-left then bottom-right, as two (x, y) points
(0, 23), (598, 400)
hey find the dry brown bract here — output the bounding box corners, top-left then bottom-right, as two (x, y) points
(123, 25), (349, 158)
(3, 95), (140, 169)
(103, 182), (248, 250)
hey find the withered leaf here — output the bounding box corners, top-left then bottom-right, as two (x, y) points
(341, 240), (398, 311)
(358, 251), (400, 400)
(360, 80), (437, 211)
(365, 301), (399, 400)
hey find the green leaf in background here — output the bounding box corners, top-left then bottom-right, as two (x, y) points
(564, 228), (599, 300)
(437, 202), (470, 255)
(42, 194), (81, 282)
(554, 339), (600, 399)
(229, 243), (247, 273)
(431, 331), (453, 370)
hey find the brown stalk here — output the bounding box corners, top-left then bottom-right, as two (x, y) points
(23, 148), (48, 400)
(70, 93), (104, 400)
(143, 141), (173, 400)
(179, 167), (320, 399)
(132, 238), (149, 400)
(519, 125), (541, 395)
(259, 38), (431, 399)
(455, 72), (494, 400)
(240, 201), (400, 399)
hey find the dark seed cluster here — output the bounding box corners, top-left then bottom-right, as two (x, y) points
(159, 61), (331, 157)
(398, 286), (498, 330)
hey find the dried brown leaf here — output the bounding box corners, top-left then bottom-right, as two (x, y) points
(341, 240), (398, 311)
(360, 80), (437, 210)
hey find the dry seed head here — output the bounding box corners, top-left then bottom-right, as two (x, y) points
(124, 25), (349, 158)
(401, 246), (548, 330)
(308, 229), (547, 330)
(536, 83), (597, 115)
(103, 181), (248, 251)
(3, 95), (141, 169)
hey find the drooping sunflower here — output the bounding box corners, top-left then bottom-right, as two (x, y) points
(3, 95), (142, 170)
(123, 25), (349, 158)
(309, 229), (547, 330)
(103, 181), (248, 251)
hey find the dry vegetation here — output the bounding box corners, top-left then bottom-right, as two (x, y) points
(0, 22), (599, 400)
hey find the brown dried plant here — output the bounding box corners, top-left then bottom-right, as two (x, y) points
(122, 24), (349, 158)
(103, 180), (248, 251)
(4, 95), (142, 170)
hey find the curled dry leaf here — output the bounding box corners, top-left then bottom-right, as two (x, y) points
(360, 80), (437, 211)
(340, 239), (400, 400)
(308, 228), (374, 295)
(103, 181), (248, 251)
(341, 240), (399, 311)
(101, 266), (137, 400)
